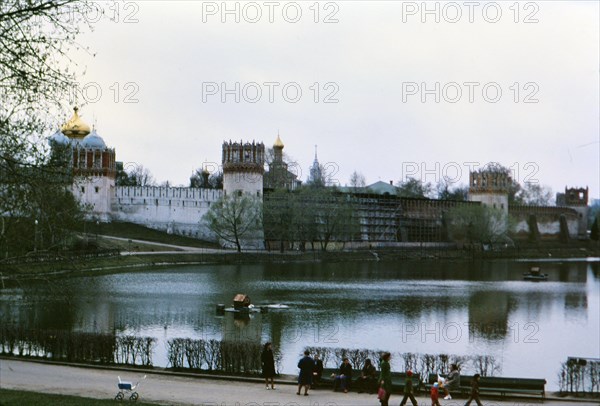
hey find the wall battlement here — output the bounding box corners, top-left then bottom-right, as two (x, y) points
(116, 186), (222, 201)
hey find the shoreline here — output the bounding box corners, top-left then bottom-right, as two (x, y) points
(1, 243), (599, 281)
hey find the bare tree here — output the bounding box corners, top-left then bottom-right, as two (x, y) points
(396, 177), (433, 198)
(1, 1), (92, 257)
(516, 183), (554, 206)
(202, 194), (262, 252)
(116, 164), (156, 187)
(436, 179), (468, 201)
(349, 171), (366, 191)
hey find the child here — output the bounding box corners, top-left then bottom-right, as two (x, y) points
(464, 374), (482, 406)
(399, 370), (418, 406)
(431, 382), (441, 406)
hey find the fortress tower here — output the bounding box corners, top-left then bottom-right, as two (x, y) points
(557, 186), (589, 238)
(222, 140), (265, 197)
(49, 107), (116, 221)
(468, 167), (510, 214)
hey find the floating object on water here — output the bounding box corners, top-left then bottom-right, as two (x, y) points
(217, 294), (289, 315)
(523, 267), (548, 281)
(216, 304), (226, 315)
(233, 293), (251, 309)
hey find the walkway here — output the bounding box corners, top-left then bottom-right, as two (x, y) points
(1, 359), (596, 406)
(100, 235), (228, 255)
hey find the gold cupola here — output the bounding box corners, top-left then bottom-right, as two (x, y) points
(273, 134), (284, 149)
(61, 107), (91, 139)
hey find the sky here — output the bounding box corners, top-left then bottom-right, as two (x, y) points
(63, 1), (599, 200)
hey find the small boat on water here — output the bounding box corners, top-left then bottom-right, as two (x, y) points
(216, 294), (290, 315)
(523, 267), (548, 281)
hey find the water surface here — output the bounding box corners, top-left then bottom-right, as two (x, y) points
(2, 259), (598, 389)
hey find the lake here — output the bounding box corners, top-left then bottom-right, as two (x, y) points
(1, 258), (598, 389)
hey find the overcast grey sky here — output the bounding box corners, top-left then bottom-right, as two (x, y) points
(66, 1), (599, 199)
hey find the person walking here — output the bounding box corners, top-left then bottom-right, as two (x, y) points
(399, 370), (418, 406)
(378, 352), (392, 406)
(464, 374), (483, 406)
(443, 363), (460, 399)
(261, 342), (276, 390)
(297, 350), (314, 396)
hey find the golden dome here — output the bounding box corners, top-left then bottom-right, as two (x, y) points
(273, 135), (284, 149)
(61, 107), (91, 138)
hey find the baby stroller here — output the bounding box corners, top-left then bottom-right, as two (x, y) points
(115, 374), (146, 401)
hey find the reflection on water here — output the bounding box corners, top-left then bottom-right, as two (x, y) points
(1, 259), (598, 389)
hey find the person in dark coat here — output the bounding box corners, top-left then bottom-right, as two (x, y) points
(464, 374), (482, 406)
(355, 358), (377, 394)
(443, 364), (460, 399)
(333, 358), (353, 393)
(399, 370), (418, 406)
(312, 354), (324, 388)
(378, 352), (392, 406)
(261, 342), (276, 390)
(297, 350), (314, 396)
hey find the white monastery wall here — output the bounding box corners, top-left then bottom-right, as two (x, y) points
(111, 186), (223, 240)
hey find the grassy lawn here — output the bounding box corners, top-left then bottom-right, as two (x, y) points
(86, 221), (218, 249)
(0, 388), (159, 405)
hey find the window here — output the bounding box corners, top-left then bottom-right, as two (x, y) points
(81, 186), (85, 193)
(95, 186), (100, 193)
(237, 190), (242, 197)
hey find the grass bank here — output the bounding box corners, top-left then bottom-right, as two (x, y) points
(0, 388), (158, 405)
(85, 221), (218, 249)
(0, 251), (312, 280)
